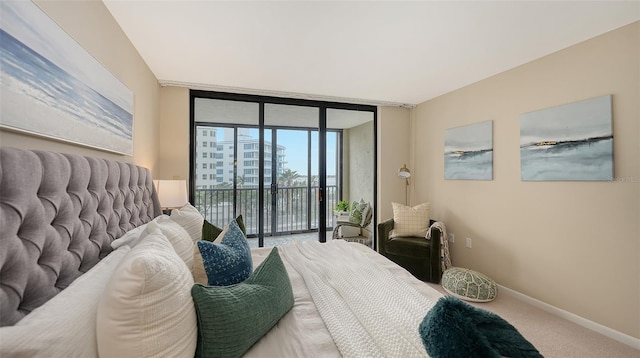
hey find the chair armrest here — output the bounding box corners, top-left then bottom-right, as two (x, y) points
(427, 224), (442, 282)
(377, 218), (394, 254)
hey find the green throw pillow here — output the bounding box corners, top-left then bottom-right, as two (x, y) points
(201, 220), (223, 241)
(201, 215), (246, 241)
(191, 247), (294, 358)
(349, 199), (369, 226)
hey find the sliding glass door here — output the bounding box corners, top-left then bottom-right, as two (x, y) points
(191, 91), (376, 248)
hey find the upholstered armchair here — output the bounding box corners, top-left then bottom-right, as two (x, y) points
(377, 218), (442, 283)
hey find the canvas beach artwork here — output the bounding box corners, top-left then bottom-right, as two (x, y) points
(0, 1), (134, 155)
(444, 121), (493, 180)
(520, 95), (613, 181)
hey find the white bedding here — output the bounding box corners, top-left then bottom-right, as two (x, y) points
(245, 241), (443, 357)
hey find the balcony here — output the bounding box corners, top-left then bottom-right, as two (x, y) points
(194, 185), (339, 241)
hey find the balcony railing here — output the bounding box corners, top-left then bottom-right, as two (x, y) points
(194, 185), (338, 236)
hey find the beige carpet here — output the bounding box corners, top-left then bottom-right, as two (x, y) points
(427, 283), (639, 358)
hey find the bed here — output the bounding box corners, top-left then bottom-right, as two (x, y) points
(0, 147), (540, 358)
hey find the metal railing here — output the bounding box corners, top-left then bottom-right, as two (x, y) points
(194, 185), (338, 236)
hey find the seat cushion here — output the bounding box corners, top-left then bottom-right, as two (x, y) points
(442, 267), (497, 302)
(385, 236), (432, 257)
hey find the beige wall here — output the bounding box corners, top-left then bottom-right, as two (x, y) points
(157, 86), (191, 181)
(412, 22), (639, 339)
(0, 0), (160, 171)
(377, 106), (412, 222)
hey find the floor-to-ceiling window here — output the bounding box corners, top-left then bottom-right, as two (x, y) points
(190, 91), (376, 247)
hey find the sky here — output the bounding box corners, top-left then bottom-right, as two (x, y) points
(217, 127), (337, 175)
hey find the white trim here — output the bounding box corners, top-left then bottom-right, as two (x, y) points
(498, 285), (640, 350)
(158, 80), (416, 108)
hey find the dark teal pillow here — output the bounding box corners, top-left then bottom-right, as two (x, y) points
(197, 220), (252, 286)
(419, 296), (541, 358)
(191, 247), (294, 358)
(201, 215), (246, 242)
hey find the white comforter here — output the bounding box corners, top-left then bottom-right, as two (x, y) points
(245, 240), (443, 357)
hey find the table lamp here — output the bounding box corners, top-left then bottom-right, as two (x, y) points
(154, 179), (188, 214)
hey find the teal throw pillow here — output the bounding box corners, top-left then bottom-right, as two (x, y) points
(419, 296), (541, 358)
(197, 220), (252, 286)
(191, 247), (294, 358)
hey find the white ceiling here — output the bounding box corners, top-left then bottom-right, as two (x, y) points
(103, 1), (639, 107)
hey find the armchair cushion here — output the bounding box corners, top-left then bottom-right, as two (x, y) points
(391, 202), (430, 237)
(385, 236), (432, 257)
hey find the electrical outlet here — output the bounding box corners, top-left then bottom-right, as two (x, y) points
(465, 237), (472, 248)
(448, 233), (454, 243)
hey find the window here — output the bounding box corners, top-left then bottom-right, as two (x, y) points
(203, 142), (207, 147)
(203, 131), (207, 136)
(202, 163), (207, 169)
(202, 152), (207, 158)
(191, 92), (375, 247)
(202, 174), (206, 180)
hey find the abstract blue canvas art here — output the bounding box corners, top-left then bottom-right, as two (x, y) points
(444, 121), (493, 180)
(520, 95), (613, 181)
(0, 1), (133, 155)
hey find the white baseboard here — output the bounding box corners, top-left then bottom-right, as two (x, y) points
(498, 285), (640, 350)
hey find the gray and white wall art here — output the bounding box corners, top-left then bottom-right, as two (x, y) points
(520, 95), (613, 181)
(0, 1), (134, 155)
(444, 120), (493, 180)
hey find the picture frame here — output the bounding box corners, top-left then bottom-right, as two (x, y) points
(520, 95), (613, 181)
(0, 1), (134, 155)
(444, 120), (493, 180)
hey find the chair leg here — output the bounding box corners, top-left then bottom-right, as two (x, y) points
(332, 226), (340, 241)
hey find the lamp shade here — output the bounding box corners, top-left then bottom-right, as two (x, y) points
(398, 164), (411, 179)
(154, 180), (188, 209)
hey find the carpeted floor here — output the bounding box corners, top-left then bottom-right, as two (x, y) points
(427, 283), (639, 358)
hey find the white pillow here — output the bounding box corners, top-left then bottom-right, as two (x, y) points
(111, 222), (150, 249)
(0, 246), (131, 358)
(96, 230), (197, 358)
(169, 203), (204, 243)
(144, 215), (194, 272)
(391, 202), (430, 237)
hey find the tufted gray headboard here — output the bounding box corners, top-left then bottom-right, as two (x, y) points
(0, 147), (162, 326)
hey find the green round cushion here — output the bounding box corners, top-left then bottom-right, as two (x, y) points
(441, 267), (497, 302)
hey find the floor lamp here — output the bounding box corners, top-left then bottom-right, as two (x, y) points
(397, 164), (411, 205)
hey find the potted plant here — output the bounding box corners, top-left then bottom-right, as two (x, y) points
(334, 200), (350, 216)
